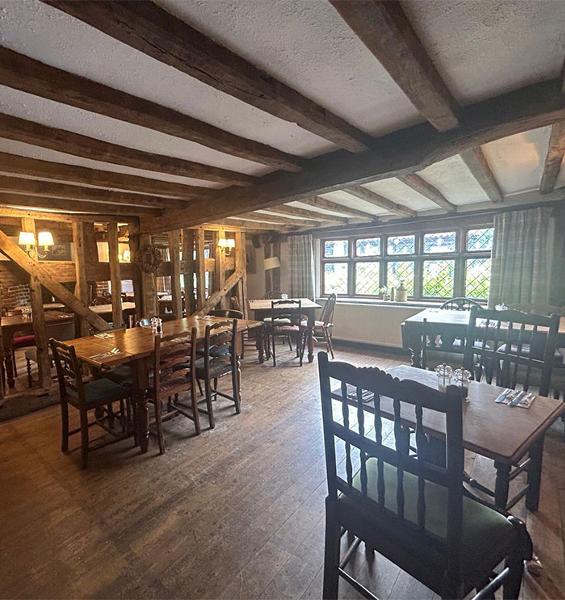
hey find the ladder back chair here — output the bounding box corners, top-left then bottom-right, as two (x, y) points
(196, 319), (240, 428)
(303, 293), (337, 359)
(150, 329), (200, 454)
(440, 297), (483, 311)
(318, 352), (529, 600)
(265, 299), (305, 366)
(50, 339), (131, 469)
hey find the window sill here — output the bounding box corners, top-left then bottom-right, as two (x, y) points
(317, 297), (486, 309)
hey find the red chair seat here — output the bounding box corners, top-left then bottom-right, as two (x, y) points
(12, 334), (36, 349)
(273, 325), (300, 333)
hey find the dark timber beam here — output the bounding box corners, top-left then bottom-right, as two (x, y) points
(460, 147), (504, 203)
(141, 78), (565, 233)
(0, 174), (189, 209)
(0, 152), (218, 200)
(346, 186), (416, 217)
(237, 211), (324, 228)
(539, 122), (565, 194)
(299, 197), (378, 219)
(398, 174), (456, 211)
(0, 206), (135, 223)
(45, 0), (372, 153)
(0, 113), (254, 186)
(265, 204), (350, 224)
(0, 47), (301, 173)
(0, 192), (160, 216)
(220, 218), (289, 232)
(331, 0), (459, 131)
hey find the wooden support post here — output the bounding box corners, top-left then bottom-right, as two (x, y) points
(194, 269), (244, 317)
(264, 240), (272, 296)
(234, 231), (246, 315)
(139, 233), (157, 318)
(182, 228), (195, 316)
(22, 217), (51, 389)
(214, 229), (226, 309)
(240, 233), (248, 318)
(107, 221), (123, 328)
(72, 221), (90, 336)
(168, 230), (182, 318)
(128, 222), (142, 323)
(195, 228), (206, 311)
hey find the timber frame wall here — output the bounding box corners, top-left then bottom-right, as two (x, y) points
(0, 211), (247, 399)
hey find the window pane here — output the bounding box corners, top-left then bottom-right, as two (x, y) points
(466, 228), (494, 251)
(422, 259), (455, 298)
(387, 261), (415, 296)
(324, 240), (348, 257)
(423, 231), (456, 254)
(324, 262), (348, 294)
(387, 235), (415, 255)
(355, 262), (380, 295)
(355, 237), (380, 257)
(465, 257), (491, 300)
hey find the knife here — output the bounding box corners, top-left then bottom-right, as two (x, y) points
(509, 390), (526, 407)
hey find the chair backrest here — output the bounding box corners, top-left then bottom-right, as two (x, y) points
(209, 309), (244, 319)
(270, 299), (302, 326)
(203, 319), (237, 367)
(152, 329), (197, 401)
(440, 297), (482, 311)
(463, 306), (559, 397)
(230, 296), (242, 312)
(49, 339), (85, 403)
(320, 293), (337, 325)
(318, 352), (465, 581)
(265, 290), (284, 299)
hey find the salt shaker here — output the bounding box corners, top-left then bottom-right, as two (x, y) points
(435, 363), (453, 392)
(453, 369), (471, 401)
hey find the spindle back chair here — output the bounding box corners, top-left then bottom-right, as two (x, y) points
(266, 299), (304, 366)
(463, 307), (559, 397)
(318, 352), (528, 599)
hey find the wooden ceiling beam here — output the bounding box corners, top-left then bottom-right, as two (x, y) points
(460, 147), (503, 203)
(0, 47), (301, 173)
(264, 204), (350, 224)
(331, 0), (459, 131)
(0, 192), (159, 216)
(236, 211), (324, 228)
(345, 185), (416, 217)
(141, 78), (565, 233)
(219, 218), (290, 232)
(0, 113), (254, 186)
(398, 174), (456, 211)
(0, 206), (133, 223)
(0, 152), (217, 200)
(0, 174), (189, 209)
(539, 122), (565, 194)
(44, 0), (372, 153)
(299, 197), (378, 219)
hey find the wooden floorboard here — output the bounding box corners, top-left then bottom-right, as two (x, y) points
(0, 344), (563, 599)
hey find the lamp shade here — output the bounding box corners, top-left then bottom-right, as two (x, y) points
(225, 238), (236, 249)
(37, 231), (54, 247)
(264, 256), (281, 270)
(18, 231), (35, 247)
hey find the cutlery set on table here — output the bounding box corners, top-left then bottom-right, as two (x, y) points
(494, 388), (536, 408)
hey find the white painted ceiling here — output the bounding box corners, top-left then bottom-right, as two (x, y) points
(0, 0), (563, 224)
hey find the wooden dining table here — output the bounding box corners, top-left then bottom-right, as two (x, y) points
(402, 308), (565, 367)
(89, 302), (137, 324)
(248, 298), (322, 362)
(335, 364), (564, 511)
(65, 316), (264, 453)
(0, 310), (74, 388)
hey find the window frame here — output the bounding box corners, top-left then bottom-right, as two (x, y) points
(319, 225), (493, 302)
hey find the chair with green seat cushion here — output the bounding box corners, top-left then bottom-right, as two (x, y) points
(50, 339), (132, 469)
(318, 352), (530, 600)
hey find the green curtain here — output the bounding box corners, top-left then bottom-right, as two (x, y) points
(489, 206), (555, 308)
(289, 234), (315, 300)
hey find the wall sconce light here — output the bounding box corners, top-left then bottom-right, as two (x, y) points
(18, 230), (54, 259)
(218, 237), (236, 255)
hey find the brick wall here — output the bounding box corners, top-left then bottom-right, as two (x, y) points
(0, 262), (30, 312)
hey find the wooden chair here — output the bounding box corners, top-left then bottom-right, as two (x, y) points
(462, 306), (559, 509)
(440, 297), (483, 311)
(265, 299), (305, 367)
(196, 319), (240, 428)
(50, 339), (132, 469)
(302, 293), (336, 359)
(318, 352), (530, 600)
(265, 290), (284, 299)
(149, 329), (200, 454)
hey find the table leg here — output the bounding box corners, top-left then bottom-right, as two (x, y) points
(494, 461), (511, 509)
(133, 358), (149, 453)
(402, 324), (422, 369)
(307, 311), (315, 363)
(5, 350), (15, 388)
(526, 438), (544, 512)
(255, 325), (265, 364)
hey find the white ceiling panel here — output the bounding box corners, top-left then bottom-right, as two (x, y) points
(319, 191), (389, 216)
(363, 179), (438, 211)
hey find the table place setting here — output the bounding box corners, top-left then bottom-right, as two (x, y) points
(494, 388), (536, 408)
(88, 347), (122, 361)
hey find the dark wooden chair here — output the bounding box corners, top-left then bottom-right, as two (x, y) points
(209, 309), (243, 319)
(50, 339), (132, 469)
(462, 306), (559, 509)
(440, 297), (483, 311)
(302, 293), (337, 359)
(318, 352), (530, 600)
(265, 299), (305, 367)
(265, 290), (284, 299)
(196, 319), (240, 428)
(149, 329), (200, 454)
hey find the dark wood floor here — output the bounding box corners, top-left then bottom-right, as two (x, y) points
(0, 345), (563, 599)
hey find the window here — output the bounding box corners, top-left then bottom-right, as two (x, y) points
(320, 226), (493, 301)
